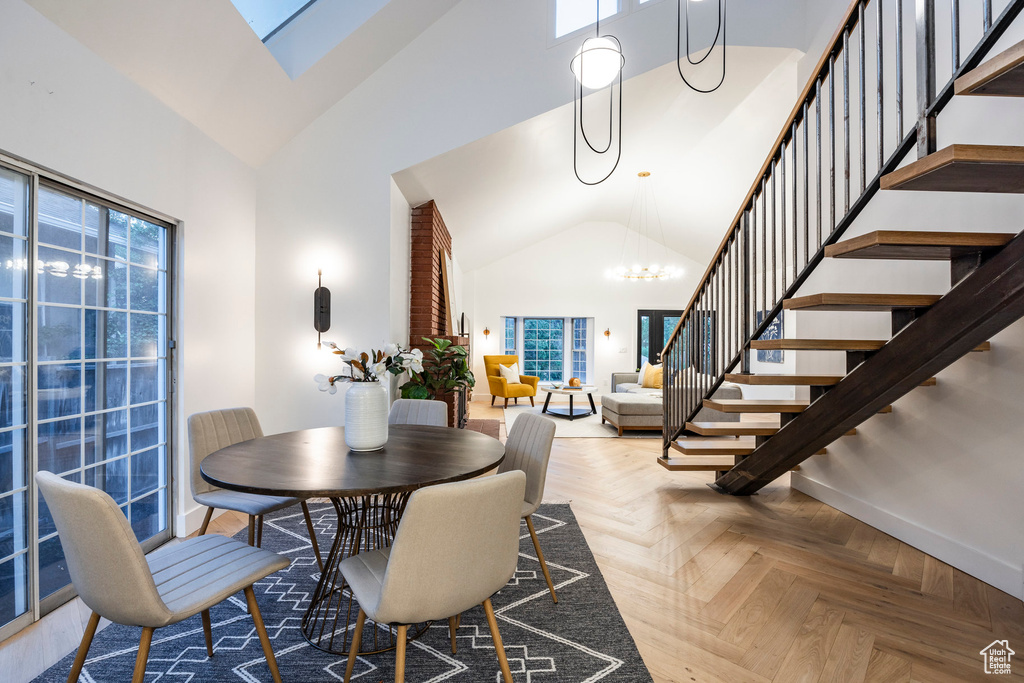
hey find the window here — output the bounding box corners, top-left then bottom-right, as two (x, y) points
(637, 309), (682, 368)
(523, 318), (564, 381)
(0, 164), (174, 639)
(503, 317), (516, 356)
(230, 0), (318, 41)
(572, 318), (587, 381)
(555, 0), (620, 38)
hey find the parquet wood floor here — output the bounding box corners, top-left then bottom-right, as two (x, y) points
(204, 398), (1024, 682)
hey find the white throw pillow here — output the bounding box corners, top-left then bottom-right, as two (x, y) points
(499, 363), (522, 384)
(638, 362), (651, 385)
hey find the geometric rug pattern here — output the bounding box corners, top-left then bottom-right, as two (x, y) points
(33, 503), (653, 682)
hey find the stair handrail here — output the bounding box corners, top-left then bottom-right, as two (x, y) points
(660, 0), (1024, 457)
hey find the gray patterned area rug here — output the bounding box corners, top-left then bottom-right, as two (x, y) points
(34, 503), (653, 682)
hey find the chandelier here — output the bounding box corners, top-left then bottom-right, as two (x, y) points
(612, 172), (682, 282)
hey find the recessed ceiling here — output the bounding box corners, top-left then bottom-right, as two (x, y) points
(393, 47), (802, 272)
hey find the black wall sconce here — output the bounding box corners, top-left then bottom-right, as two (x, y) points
(314, 269), (330, 349)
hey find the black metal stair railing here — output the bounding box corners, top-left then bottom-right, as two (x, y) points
(662, 0), (1024, 457)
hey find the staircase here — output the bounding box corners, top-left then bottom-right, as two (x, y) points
(660, 0), (1024, 495)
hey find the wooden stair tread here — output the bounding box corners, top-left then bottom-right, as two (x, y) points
(784, 293), (941, 311)
(954, 38), (1024, 97)
(880, 144), (1024, 193)
(824, 230), (1014, 260)
(672, 437), (757, 455)
(658, 455), (740, 472)
(724, 373), (843, 386)
(751, 339), (991, 352)
(686, 421), (779, 436)
(705, 399), (810, 413)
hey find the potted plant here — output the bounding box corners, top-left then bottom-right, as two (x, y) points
(314, 342), (423, 451)
(400, 337), (475, 402)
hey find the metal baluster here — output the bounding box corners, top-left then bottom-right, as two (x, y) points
(770, 162), (777, 306)
(983, 0), (992, 30)
(816, 79), (823, 248)
(951, 0), (960, 71)
(760, 179), (767, 316)
(843, 27), (851, 212)
(916, 0), (936, 156)
(877, 0), (885, 166)
(829, 58), (836, 230)
(780, 144), (787, 291)
(896, 0), (904, 140)
(792, 121), (798, 277)
(859, 3), (867, 192)
(803, 105), (809, 267)
(742, 211), (751, 373)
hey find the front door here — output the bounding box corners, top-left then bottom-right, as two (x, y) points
(637, 309), (683, 368)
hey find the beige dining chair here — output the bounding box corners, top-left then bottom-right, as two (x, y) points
(36, 471), (290, 683)
(387, 398), (447, 427)
(189, 407), (323, 570)
(498, 412), (559, 602)
(341, 470), (526, 683)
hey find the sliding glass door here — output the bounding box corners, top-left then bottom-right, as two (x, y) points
(0, 164), (174, 639)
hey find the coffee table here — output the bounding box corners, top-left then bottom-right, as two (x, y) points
(541, 385), (597, 420)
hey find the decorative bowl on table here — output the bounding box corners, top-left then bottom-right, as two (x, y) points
(551, 381), (563, 389)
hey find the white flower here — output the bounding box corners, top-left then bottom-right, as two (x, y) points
(410, 348), (423, 361)
(384, 343), (399, 356)
(372, 361), (388, 377)
(322, 341), (338, 350)
(314, 373), (332, 392)
(351, 365), (364, 380)
(327, 383), (338, 395)
(342, 347), (359, 361)
(409, 360), (424, 374)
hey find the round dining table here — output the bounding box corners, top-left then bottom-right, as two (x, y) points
(200, 424), (505, 656)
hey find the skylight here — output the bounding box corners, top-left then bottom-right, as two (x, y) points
(555, 0), (620, 38)
(231, 0), (317, 41)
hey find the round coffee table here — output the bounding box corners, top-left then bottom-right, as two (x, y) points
(200, 424), (505, 656)
(541, 385), (598, 420)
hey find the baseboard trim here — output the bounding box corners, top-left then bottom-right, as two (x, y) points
(175, 504), (229, 538)
(792, 473), (1022, 600)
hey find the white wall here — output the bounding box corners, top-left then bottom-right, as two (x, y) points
(467, 221), (705, 393)
(0, 0), (258, 536)
(253, 0), (818, 434)
(788, 11), (1024, 599)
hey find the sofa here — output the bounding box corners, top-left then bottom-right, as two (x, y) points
(601, 370), (743, 435)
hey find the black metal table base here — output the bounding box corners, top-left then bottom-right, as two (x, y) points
(541, 391), (598, 421)
(300, 494), (429, 655)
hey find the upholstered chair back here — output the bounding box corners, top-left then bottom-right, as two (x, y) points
(483, 355), (521, 378)
(498, 413), (556, 517)
(388, 399), (447, 427)
(35, 471), (170, 627)
(370, 471), (526, 624)
(187, 408), (263, 497)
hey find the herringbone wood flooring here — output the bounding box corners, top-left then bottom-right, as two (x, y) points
(205, 398), (1024, 682)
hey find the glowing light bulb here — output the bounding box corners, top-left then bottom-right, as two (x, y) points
(571, 37), (623, 89)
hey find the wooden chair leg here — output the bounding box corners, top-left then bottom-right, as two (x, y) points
(244, 586), (282, 683)
(247, 515), (256, 546)
(300, 501), (324, 571)
(131, 627), (154, 683)
(482, 599), (513, 683)
(66, 611), (100, 683)
(201, 610), (214, 657)
(530, 396), (535, 407)
(343, 609), (366, 682)
(503, 398), (509, 409)
(394, 624), (409, 683)
(256, 515), (264, 548)
(491, 395), (496, 406)
(198, 507), (214, 536)
(448, 616), (459, 654)
(526, 515), (558, 603)
(514, 397), (518, 405)
(455, 613), (461, 629)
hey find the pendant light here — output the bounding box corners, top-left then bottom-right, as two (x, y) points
(613, 172), (682, 281)
(678, 0), (727, 93)
(572, 1), (624, 186)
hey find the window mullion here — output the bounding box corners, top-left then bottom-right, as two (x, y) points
(28, 171), (40, 622)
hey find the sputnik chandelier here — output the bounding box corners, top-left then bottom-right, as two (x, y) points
(570, 1), (624, 186)
(612, 172), (682, 281)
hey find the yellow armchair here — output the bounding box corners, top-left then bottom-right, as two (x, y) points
(484, 355), (540, 408)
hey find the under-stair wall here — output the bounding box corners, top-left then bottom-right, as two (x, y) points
(782, 17), (1024, 600)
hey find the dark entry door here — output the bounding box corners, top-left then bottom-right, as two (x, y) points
(637, 309), (683, 368)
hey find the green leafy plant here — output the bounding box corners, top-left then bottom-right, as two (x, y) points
(400, 337), (476, 400)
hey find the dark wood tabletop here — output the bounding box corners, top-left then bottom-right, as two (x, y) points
(199, 425), (505, 498)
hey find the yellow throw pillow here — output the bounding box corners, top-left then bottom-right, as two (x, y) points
(642, 363), (663, 388)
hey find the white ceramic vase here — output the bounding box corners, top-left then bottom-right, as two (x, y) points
(344, 381), (389, 451)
